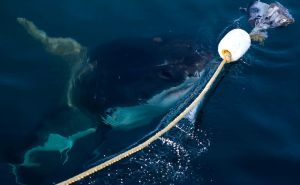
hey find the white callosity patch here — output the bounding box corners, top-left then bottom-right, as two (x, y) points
(102, 77), (197, 129)
(248, 1), (294, 42)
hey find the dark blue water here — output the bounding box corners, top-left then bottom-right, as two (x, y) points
(1, 0), (300, 185)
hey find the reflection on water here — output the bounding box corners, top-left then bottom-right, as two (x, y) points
(0, 0), (300, 185)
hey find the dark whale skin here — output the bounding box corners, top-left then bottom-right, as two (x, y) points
(71, 35), (213, 115)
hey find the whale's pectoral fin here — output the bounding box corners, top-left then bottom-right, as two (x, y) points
(17, 17), (86, 63)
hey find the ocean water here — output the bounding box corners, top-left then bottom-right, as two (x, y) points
(1, 0), (300, 185)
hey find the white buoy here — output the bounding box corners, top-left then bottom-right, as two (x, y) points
(218, 29), (251, 62)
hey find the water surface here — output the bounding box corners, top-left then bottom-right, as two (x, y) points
(0, 0), (300, 185)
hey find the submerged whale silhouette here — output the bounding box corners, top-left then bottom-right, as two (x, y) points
(15, 18), (213, 178)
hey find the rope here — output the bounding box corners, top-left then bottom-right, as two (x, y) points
(56, 52), (232, 185)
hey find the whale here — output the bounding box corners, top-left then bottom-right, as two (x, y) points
(14, 19), (213, 180)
